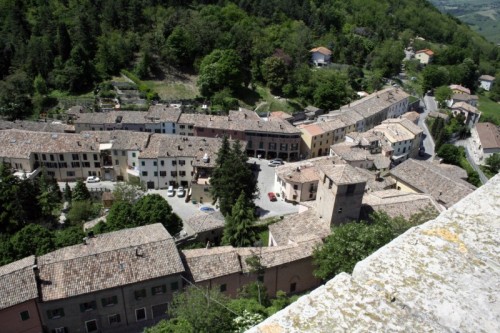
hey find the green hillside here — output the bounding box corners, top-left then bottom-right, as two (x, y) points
(430, 0), (500, 44)
(0, 0), (499, 120)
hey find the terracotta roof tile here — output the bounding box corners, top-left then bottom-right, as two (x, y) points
(0, 256), (38, 310)
(475, 122), (500, 149)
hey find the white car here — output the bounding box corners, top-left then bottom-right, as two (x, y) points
(268, 159), (284, 167)
(167, 186), (175, 197)
(177, 186), (185, 197)
(86, 176), (100, 183)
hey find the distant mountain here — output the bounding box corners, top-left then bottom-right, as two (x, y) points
(430, 0), (500, 44)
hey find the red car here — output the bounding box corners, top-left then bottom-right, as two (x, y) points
(267, 192), (277, 201)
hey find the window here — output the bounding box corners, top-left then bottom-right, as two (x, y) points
(134, 289), (147, 300)
(160, 160), (164, 166)
(338, 208), (343, 214)
(142, 171), (148, 176)
(153, 161), (157, 166)
(20, 310), (30, 321)
(179, 160), (185, 166)
(34, 153), (39, 161)
(108, 314), (121, 325)
(152, 285), (166, 295)
(152, 303), (168, 318)
(80, 301), (97, 312)
(136, 308), (147, 322)
(94, 162), (100, 168)
(293, 185), (298, 190)
(59, 154), (64, 161)
(122, 151), (126, 156)
(328, 180), (333, 189)
(58, 162), (67, 168)
(179, 171), (186, 177)
(113, 150), (118, 156)
(67, 171), (75, 177)
(220, 284), (227, 292)
(93, 154), (98, 161)
(83, 154), (88, 160)
(160, 171), (166, 177)
(72, 154), (79, 160)
(132, 152), (136, 158)
(47, 308), (65, 319)
(71, 162), (80, 168)
(141, 161), (145, 166)
(82, 162), (90, 168)
(115, 160), (119, 165)
(42, 154), (46, 161)
(172, 161), (177, 166)
(346, 184), (356, 195)
(85, 319), (98, 333)
(101, 296), (118, 307)
(50, 154), (55, 161)
(171, 281), (179, 291)
(171, 171), (177, 177)
(154, 171), (158, 177)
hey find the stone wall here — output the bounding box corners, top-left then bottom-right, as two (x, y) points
(248, 174), (500, 332)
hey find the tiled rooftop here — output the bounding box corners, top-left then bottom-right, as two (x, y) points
(146, 104), (182, 123)
(451, 102), (480, 115)
(183, 211), (225, 234)
(390, 159), (476, 208)
(330, 142), (380, 163)
(479, 74), (495, 81)
(269, 208), (330, 246)
(0, 120), (74, 133)
(372, 122), (418, 143)
(476, 122), (500, 149)
(361, 189), (443, 220)
(139, 135), (223, 167)
(318, 160), (368, 185)
(181, 247), (241, 283)
(381, 118), (423, 136)
(275, 157), (344, 184)
(74, 111), (150, 125)
(37, 224), (184, 301)
(343, 88), (409, 119)
(178, 110), (300, 135)
(449, 84), (471, 94)
(0, 256), (38, 310)
(355, 167), (396, 191)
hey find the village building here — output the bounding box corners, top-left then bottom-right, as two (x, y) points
(415, 48), (434, 64)
(36, 224), (184, 333)
(389, 158), (476, 208)
(0, 256), (43, 333)
(182, 211), (225, 245)
(447, 93), (478, 108)
(478, 74), (495, 91)
(0, 119), (75, 133)
(309, 46), (332, 67)
(137, 135), (223, 190)
(473, 122), (500, 160)
(450, 101), (481, 128)
(449, 84), (471, 95)
(178, 109), (301, 161)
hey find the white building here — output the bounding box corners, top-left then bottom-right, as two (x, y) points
(478, 75), (495, 91)
(310, 47), (332, 67)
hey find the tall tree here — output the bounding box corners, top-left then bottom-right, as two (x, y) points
(72, 179), (91, 202)
(10, 224), (54, 259)
(198, 49), (243, 98)
(134, 194), (182, 235)
(222, 192), (257, 247)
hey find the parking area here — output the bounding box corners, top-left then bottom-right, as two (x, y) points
(59, 157), (300, 222)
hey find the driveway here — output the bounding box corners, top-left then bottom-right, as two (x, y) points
(418, 95), (437, 159)
(250, 157), (301, 220)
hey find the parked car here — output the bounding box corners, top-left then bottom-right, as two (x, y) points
(267, 192), (277, 201)
(167, 186), (175, 197)
(199, 206), (215, 212)
(268, 159), (284, 167)
(86, 176), (100, 183)
(177, 186), (185, 197)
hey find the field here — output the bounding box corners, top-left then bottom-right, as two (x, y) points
(143, 74), (199, 101)
(478, 95), (500, 125)
(430, 0), (500, 44)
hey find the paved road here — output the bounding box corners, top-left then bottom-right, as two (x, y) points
(418, 95), (437, 159)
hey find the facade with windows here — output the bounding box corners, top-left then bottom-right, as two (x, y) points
(36, 224), (184, 333)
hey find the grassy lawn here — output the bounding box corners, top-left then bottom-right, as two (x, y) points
(478, 95), (500, 125)
(144, 79), (199, 101)
(258, 229), (269, 246)
(246, 86), (304, 114)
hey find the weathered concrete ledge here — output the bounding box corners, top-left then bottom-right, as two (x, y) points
(248, 175), (500, 333)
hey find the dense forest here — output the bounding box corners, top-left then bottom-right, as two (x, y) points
(0, 0), (499, 119)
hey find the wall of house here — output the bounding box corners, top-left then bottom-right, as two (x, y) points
(311, 52), (330, 65)
(415, 53), (430, 64)
(393, 179), (419, 193)
(0, 156), (32, 172)
(0, 300), (43, 333)
(39, 275), (182, 333)
(245, 132), (301, 160)
(139, 157), (196, 189)
(35, 151), (103, 181)
(198, 274), (241, 299)
(480, 81), (492, 91)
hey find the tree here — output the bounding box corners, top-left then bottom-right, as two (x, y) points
(485, 153), (500, 174)
(437, 144), (463, 166)
(434, 85), (452, 108)
(54, 226), (85, 248)
(313, 217), (394, 280)
(72, 179), (91, 202)
(143, 318), (193, 333)
(112, 183), (144, 204)
(134, 194), (182, 235)
(232, 310), (265, 333)
(63, 182), (72, 202)
(261, 56), (287, 94)
(211, 141), (257, 216)
(198, 49), (243, 98)
(10, 224), (54, 259)
(67, 200), (96, 224)
(167, 286), (234, 333)
(223, 192), (257, 247)
(422, 65), (450, 93)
